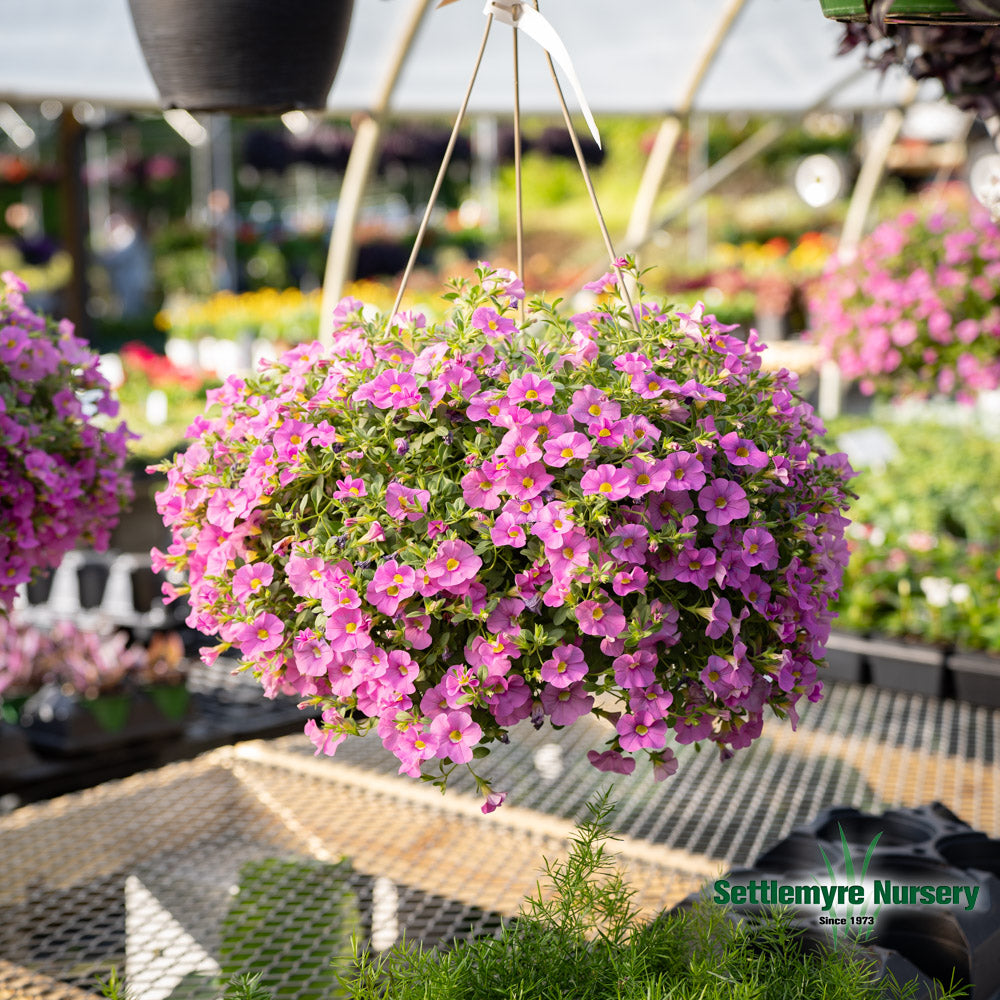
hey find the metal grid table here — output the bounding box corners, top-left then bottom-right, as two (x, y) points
(1, 681), (998, 999)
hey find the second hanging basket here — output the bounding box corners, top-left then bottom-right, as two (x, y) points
(819, 0), (1000, 21)
(127, 0), (355, 113)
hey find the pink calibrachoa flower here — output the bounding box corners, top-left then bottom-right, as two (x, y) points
(385, 482), (431, 521)
(430, 710), (482, 764)
(575, 594), (626, 637)
(326, 607), (372, 652)
(580, 464), (630, 501)
(471, 306), (517, 340)
(540, 643), (588, 687)
(586, 749), (636, 775)
(808, 188), (1000, 401)
(153, 259), (854, 811)
(617, 711), (667, 751)
(333, 475), (367, 499)
(235, 614), (285, 658)
(507, 373), (555, 405)
(426, 539), (481, 588)
(740, 526), (778, 570)
(568, 386), (620, 424)
(583, 270), (618, 295)
(540, 681), (594, 725)
(651, 750), (679, 781)
(542, 431), (592, 467)
(491, 511), (527, 548)
(719, 432), (769, 470)
(662, 451), (706, 492)
(698, 478), (750, 526)
(232, 561), (274, 604)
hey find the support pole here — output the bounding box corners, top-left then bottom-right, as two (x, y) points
(839, 80), (918, 257)
(320, 0), (435, 341)
(623, 0), (749, 252)
(617, 67), (868, 265)
(58, 110), (90, 341)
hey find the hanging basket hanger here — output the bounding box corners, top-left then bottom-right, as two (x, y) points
(389, 0), (638, 331)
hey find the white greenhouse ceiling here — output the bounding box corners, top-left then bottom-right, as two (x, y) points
(0, 0), (934, 115)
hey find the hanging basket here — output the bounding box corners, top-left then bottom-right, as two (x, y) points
(127, 0), (356, 113)
(819, 0), (1000, 21)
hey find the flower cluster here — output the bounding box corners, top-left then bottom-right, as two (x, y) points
(0, 272), (133, 608)
(153, 262), (854, 809)
(808, 187), (1000, 401)
(0, 616), (151, 707)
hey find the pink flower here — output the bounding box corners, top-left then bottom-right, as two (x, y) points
(461, 463), (505, 510)
(580, 464), (630, 501)
(386, 481), (431, 521)
(698, 479), (750, 526)
(326, 607), (372, 652)
(232, 561), (274, 604)
(540, 681), (594, 725)
(539, 643), (588, 687)
(652, 750), (679, 781)
(673, 546), (717, 589)
(630, 370), (672, 399)
(617, 711), (667, 751)
(609, 523), (648, 564)
(583, 270), (618, 295)
(575, 594), (625, 637)
(235, 613), (285, 658)
(662, 451), (706, 492)
(531, 502), (576, 546)
(587, 749), (636, 775)
(293, 631), (335, 677)
(333, 475), (367, 499)
(487, 675), (534, 726)
(503, 462), (554, 501)
(568, 386), (619, 424)
(624, 457), (668, 497)
(304, 713), (347, 756)
(491, 512), (527, 548)
(471, 306), (517, 339)
(496, 426), (543, 468)
(741, 527), (778, 569)
(542, 431), (592, 467)
(719, 432), (769, 470)
(366, 560), (416, 615)
(481, 790), (507, 814)
(357, 369), (421, 409)
(426, 539), (481, 588)
(429, 710), (482, 764)
(612, 566), (648, 596)
(507, 373), (555, 405)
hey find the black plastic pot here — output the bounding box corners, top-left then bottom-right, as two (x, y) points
(948, 650), (1000, 709)
(692, 803), (1000, 1000)
(76, 560), (111, 610)
(20, 686), (185, 758)
(130, 565), (162, 614)
(823, 630), (871, 685)
(865, 637), (948, 698)
(127, 0), (355, 113)
(25, 568), (54, 606)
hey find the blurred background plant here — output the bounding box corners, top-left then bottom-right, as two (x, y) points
(830, 417), (1000, 654)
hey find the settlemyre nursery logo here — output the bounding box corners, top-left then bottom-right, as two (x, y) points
(711, 826), (983, 943)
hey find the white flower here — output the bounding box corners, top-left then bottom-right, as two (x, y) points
(919, 576), (953, 608)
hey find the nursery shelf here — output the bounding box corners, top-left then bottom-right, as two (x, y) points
(1, 682), (998, 998)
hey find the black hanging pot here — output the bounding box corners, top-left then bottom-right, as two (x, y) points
(127, 0), (356, 113)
